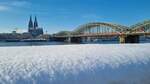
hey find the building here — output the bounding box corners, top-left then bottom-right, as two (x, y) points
(28, 16), (44, 37)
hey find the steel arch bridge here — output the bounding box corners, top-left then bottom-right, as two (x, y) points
(72, 21), (150, 35)
(72, 22), (128, 35)
(130, 20), (150, 33)
(53, 20), (150, 43)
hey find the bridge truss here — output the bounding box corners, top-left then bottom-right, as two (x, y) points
(73, 22), (128, 35)
(53, 20), (150, 43)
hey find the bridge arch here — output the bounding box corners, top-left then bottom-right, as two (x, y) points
(72, 22), (128, 35)
(130, 20), (150, 32)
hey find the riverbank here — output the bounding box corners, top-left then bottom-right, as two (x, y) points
(0, 44), (150, 84)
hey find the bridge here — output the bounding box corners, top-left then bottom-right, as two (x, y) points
(52, 20), (150, 43)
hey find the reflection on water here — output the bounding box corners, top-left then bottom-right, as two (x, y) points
(0, 39), (150, 47)
(0, 41), (67, 47)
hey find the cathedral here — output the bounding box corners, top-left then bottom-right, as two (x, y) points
(28, 16), (43, 37)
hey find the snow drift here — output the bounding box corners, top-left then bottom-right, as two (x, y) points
(0, 44), (150, 84)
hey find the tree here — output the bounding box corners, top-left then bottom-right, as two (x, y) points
(55, 31), (72, 36)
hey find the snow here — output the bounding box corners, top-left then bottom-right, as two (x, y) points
(0, 44), (150, 84)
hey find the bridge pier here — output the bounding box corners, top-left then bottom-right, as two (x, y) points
(66, 37), (71, 43)
(87, 37), (92, 42)
(119, 35), (140, 43)
(119, 35), (126, 43)
(81, 37), (87, 43)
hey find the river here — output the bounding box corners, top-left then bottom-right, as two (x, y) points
(0, 40), (150, 47)
(0, 44), (150, 84)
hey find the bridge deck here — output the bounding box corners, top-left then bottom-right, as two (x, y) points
(53, 32), (150, 38)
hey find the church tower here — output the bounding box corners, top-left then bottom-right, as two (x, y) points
(28, 16), (33, 32)
(28, 15), (43, 37)
(34, 16), (38, 29)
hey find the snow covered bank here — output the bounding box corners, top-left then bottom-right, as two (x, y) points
(0, 44), (150, 84)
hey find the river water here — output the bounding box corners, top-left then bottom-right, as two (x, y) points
(0, 40), (150, 47)
(0, 44), (150, 84)
(0, 41), (67, 47)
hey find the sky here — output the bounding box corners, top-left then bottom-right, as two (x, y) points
(0, 0), (150, 34)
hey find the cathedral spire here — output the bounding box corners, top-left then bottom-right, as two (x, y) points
(28, 16), (33, 29)
(34, 16), (38, 29)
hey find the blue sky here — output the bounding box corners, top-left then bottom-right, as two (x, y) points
(0, 0), (150, 33)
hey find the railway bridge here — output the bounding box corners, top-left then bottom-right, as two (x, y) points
(52, 20), (150, 43)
